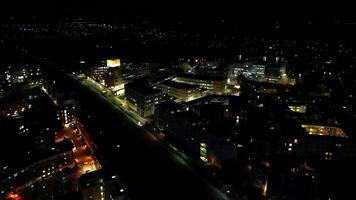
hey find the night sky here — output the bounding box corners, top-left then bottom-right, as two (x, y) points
(1, 0), (355, 21)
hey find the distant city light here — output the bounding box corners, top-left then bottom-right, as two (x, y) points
(106, 59), (121, 67)
(301, 124), (348, 138)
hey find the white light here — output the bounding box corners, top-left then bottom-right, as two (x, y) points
(120, 188), (125, 192)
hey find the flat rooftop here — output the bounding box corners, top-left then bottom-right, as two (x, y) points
(125, 80), (158, 95)
(176, 73), (225, 81)
(301, 124), (348, 138)
(160, 80), (197, 89)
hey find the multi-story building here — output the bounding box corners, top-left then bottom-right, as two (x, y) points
(157, 80), (200, 102)
(155, 95), (247, 166)
(103, 66), (123, 88)
(79, 169), (128, 200)
(80, 170), (111, 200)
(42, 79), (78, 126)
(57, 98), (77, 126)
(228, 62), (266, 80)
(1, 140), (74, 196)
(228, 62), (295, 86)
(125, 80), (162, 117)
(122, 63), (150, 81)
(195, 62), (229, 79)
(173, 74), (225, 94)
(87, 59), (123, 88)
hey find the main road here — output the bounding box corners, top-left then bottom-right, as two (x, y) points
(45, 68), (231, 200)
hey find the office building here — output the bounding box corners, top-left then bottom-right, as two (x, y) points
(87, 59), (123, 88)
(57, 98), (77, 126)
(173, 74), (225, 94)
(80, 170), (110, 200)
(125, 80), (162, 117)
(157, 80), (200, 102)
(155, 95), (248, 166)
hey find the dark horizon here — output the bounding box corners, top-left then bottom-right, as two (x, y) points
(1, 1), (355, 20)
(2, 1), (356, 200)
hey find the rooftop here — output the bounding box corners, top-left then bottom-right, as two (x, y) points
(176, 73), (226, 81)
(160, 80), (198, 90)
(301, 124), (348, 138)
(125, 80), (159, 95)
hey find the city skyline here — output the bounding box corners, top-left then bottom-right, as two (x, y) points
(1, 2), (356, 200)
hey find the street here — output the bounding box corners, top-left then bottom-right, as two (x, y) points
(66, 74), (231, 200)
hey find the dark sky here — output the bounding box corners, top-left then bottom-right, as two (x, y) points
(0, 0), (355, 22)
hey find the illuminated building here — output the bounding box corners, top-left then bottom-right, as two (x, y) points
(42, 80), (78, 126)
(125, 80), (162, 117)
(87, 59), (123, 88)
(88, 65), (107, 85)
(301, 124), (348, 138)
(155, 95), (247, 166)
(230, 62), (295, 86)
(57, 99), (77, 126)
(173, 74), (225, 94)
(288, 105), (307, 113)
(133, 65), (150, 79)
(195, 62), (229, 79)
(80, 170), (110, 200)
(79, 169), (127, 200)
(103, 66), (123, 88)
(228, 62), (266, 80)
(243, 99), (356, 160)
(157, 80), (201, 102)
(1, 141), (74, 196)
(106, 59), (121, 67)
(122, 63), (150, 81)
(265, 64), (283, 81)
(0, 65), (42, 96)
(0, 100), (31, 117)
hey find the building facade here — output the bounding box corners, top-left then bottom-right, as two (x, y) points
(125, 80), (162, 117)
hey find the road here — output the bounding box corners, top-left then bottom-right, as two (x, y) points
(80, 76), (146, 126)
(75, 76), (231, 200)
(53, 73), (230, 199)
(5, 44), (233, 199)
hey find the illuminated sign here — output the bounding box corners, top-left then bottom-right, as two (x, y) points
(106, 59), (121, 67)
